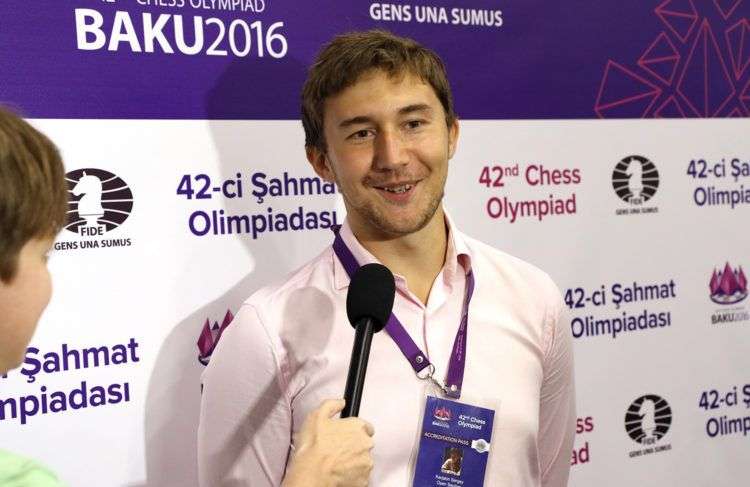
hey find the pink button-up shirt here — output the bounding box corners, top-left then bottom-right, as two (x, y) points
(198, 216), (575, 486)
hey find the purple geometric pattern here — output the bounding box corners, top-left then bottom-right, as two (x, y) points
(654, 96), (688, 117)
(742, 78), (750, 110)
(595, 61), (661, 117)
(725, 19), (750, 78)
(677, 20), (736, 116)
(656, 0), (699, 42)
(597, 1), (749, 118)
(197, 310), (235, 366)
(714, 0), (744, 20)
(639, 33), (681, 84)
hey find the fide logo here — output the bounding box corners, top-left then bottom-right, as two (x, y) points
(612, 155), (659, 204)
(625, 394), (673, 458)
(613, 156), (659, 215)
(65, 168), (133, 236)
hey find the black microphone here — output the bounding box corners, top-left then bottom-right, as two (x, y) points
(341, 263), (395, 418)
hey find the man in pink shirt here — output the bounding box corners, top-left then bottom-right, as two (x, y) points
(198, 30), (575, 486)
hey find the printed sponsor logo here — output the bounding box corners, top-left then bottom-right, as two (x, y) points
(197, 310), (235, 365)
(434, 406), (452, 422)
(54, 168), (134, 251)
(625, 394), (673, 458)
(710, 263), (748, 305)
(66, 168), (133, 235)
(613, 155), (659, 215)
(709, 263), (749, 325)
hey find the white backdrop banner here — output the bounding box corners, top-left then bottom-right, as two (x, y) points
(1, 1), (749, 486)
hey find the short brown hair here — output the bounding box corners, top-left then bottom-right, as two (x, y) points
(0, 106), (68, 282)
(301, 29), (456, 151)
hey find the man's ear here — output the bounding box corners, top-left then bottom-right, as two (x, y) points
(306, 145), (335, 183)
(448, 118), (460, 159)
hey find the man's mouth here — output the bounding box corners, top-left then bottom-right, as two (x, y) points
(374, 183), (414, 194)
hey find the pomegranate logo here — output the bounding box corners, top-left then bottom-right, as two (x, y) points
(197, 310), (234, 365)
(434, 406), (452, 421)
(709, 263), (748, 305)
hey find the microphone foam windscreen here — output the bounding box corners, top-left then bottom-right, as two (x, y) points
(346, 263), (396, 332)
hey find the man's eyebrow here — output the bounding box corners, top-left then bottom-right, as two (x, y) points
(338, 116), (373, 129)
(399, 103), (433, 116)
(337, 104), (435, 129)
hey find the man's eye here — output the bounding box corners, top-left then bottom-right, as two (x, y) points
(350, 130), (372, 139)
(406, 120), (424, 129)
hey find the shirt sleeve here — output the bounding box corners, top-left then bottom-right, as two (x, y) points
(538, 293), (576, 487)
(0, 450), (66, 487)
(198, 303), (292, 487)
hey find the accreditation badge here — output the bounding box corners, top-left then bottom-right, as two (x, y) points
(412, 396), (495, 487)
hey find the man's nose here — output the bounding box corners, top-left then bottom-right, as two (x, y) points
(373, 129), (408, 171)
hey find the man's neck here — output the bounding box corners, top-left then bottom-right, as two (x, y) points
(349, 207), (448, 305)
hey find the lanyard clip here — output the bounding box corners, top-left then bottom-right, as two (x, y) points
(415, 363), (452, 397)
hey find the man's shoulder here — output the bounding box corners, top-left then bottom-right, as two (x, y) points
(462, 233), (561, 300)
(243, 245), (335, 310)
(461, 234), (565, 352)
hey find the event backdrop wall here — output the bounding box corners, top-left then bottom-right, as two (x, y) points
(1, 1), (749, 486)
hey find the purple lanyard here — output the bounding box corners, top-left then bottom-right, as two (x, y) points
(332, 226), (475, 399)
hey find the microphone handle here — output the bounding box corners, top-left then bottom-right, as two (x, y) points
(341, 317), (375, 418)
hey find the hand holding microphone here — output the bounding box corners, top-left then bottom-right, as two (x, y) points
(283, 399), (375, 487)
(283, 263), (395, 487)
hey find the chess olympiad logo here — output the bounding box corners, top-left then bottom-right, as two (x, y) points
(710, 263), (748, 305)
(66, 168), (133, 236)
(434, 406), (452, 422)
(709, 262), (749, 325)
(625, 394), (672, 458)
(197, 310), (235, 365)
(613, 156), (660, 215)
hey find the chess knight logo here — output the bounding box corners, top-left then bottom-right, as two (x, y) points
(612, 155), (660, 205)
(625, 394), (673, 459)
(709, 263), (748, 305)
(625, 395), (672, 445)
(66, 168), (133, 236)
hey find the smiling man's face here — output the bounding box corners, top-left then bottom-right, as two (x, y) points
(308, 69), (459, 239)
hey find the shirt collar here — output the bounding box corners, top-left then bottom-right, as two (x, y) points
(332, 211), (473, 291)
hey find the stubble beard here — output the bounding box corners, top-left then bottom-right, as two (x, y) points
(342, 175), (446, 238)
(326, 148), (450, 238)
(368, 190), (442, 237)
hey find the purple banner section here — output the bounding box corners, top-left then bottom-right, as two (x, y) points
(1, 0), (748, 119)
